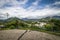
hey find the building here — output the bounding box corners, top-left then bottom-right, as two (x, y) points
(0, 25), (5, 28)
(34, 22), (47, 28)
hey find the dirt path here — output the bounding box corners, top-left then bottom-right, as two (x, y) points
(0, 29), (60, 40)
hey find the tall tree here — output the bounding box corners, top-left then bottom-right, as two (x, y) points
(6, 13), (9, 19)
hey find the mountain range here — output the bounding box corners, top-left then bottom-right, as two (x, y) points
(0, 15), (60, 22)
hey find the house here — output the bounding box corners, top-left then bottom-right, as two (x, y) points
(39, 22), (47, 27)
(0, 25), (5, 28)
(34, 22), (47, 28)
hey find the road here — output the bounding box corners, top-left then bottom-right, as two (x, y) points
(0, 29), (60, 40)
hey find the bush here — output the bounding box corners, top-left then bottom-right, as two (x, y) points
(44, 24), (52, 31)
(9, 25), (15, 29)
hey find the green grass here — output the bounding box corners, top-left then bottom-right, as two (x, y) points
(0, 28), (11, 30)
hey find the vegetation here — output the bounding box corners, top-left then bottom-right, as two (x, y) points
(0, 17), (60, 36)
(38, 18), (60, 32)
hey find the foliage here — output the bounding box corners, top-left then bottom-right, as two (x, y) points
(44, 24), (53, 31)
(45, 19), (60, 32)
(0, 17), (60, 33)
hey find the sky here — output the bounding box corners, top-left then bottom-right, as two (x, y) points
(0, 0), (60, 19)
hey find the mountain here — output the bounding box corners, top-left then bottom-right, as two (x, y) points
(21, 18), (40, 21)
(0, 17), (23, 23)
(5, 17), (23, 22)
(0, 15), (60, 23)
(52, 16), (60, 19)
(46, 15), (60, 19)
(39, 15), (60, 22)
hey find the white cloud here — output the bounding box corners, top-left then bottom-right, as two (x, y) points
(0, 0), (60, 19)
(27, 0), (41, 11)
(0, 6), (60, 19)
(54, 1), (60, 5)
(0, 0), (28, 7)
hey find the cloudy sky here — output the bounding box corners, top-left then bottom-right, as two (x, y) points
(0, 0), (60, 19)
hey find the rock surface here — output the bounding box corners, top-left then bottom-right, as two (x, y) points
(0, 29), (60, 40)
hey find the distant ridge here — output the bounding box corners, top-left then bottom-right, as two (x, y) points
(0, 15), (60, 22)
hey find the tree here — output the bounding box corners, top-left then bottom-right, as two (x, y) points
(6, 13), (9, 19)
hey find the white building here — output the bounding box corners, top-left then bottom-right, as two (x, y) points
(0, 25), (5, 28)
(35, 22), (47, 28)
